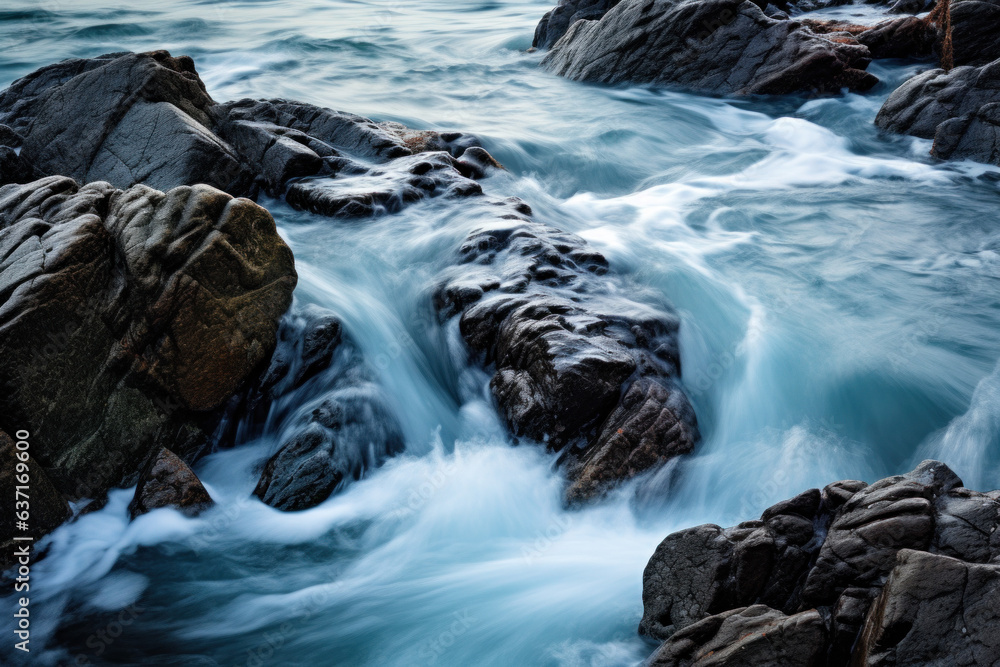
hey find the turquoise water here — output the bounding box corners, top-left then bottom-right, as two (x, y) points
(3, 1), (1000, 665)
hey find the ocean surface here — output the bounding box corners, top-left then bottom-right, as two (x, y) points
(3, 1), (1000, 665)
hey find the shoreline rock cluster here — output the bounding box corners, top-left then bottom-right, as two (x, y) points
(639, 461), (1000, 665)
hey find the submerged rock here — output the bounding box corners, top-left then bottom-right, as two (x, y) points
(0, 176), (296, 502)
(0, 51), (497, 219)
(436, 200), (698, 503)
(876, 58), (1000, 166)
(638, 461), (1000, 666)
(238, 306), (405, 511)
(129, 448), (213, 518)
(539, 0), (878, 95)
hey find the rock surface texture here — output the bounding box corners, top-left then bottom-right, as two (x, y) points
(0, 51), (496, 218)
(639, 461), (1000, 666)
(435, 201), (698, 503)
(533, 0), (623, 49)
(128, 447), (214, 518)
(0, 176), (296, 503)
(876, 58), (1000, 166)
(539, 0), (878, 95)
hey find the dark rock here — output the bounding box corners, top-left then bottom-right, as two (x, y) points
(646, 605), (828, 667)
(540, 0), (878, 96)
(128, 447), (213, 518)
(853, 549), (1000, 666)
(533, 0), (624, 49)
(638, 461), (1000, 667)
(888, 0), (935, 13)
(0, 52), (500, 219)
(435, 205), (697, 503)
(951, 0), (1000, 68)
(803, 17), (937, 60)
(0, 176), (296, 500)
(245, 306), (405, 511)
(0, 429), (71, 566)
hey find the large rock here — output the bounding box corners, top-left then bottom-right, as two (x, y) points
(533, 0), (623, 49)
(802, 17), (937, 60)
(647, 605), (828, 667)
(853, 549), (1000, 666)
(435, 202), (698, 503)
(0, 52), (498, 218)
(638, 461), (1000, 666)
(128, 447), (213, 518)
(951, 0), (1000, 68)
(0, 176), (296, 500)
(235, 306), (405, 511)
(876, 58), (1000, 166)
(540, 0), (878, 95)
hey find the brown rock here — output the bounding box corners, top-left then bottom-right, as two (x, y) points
(129, 448), (213, 518)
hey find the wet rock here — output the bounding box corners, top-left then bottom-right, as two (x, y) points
(0, 52), (500, 218)
(853, 549), (1000, 666)
(244, 306), (405, 511)
(436, 204), (697, 503)
(128, 447), (213, 518)
(802, 17), (937, 60)
(0, 176), (296, 499)
(647, 605), (828, 667)
(533, 0), (624, 49)
(540, 0), (878, 96)
(0, 125), (38, 186)
(638, 461), (1000, 667)
(0, 51), (252, 195)
(0, 429), (70, 566)
(951, 0), (1000, 68)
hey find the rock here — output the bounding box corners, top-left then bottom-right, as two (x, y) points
(128, 448), (213, 518)
(853, 549), (1000, 666)
(0, 429), (71, 566)
(242, 306), (405, 511)
(0, 125), (38, 186)
(533, 0), (624, 49)
(0, 51), (252, 195)
(802, 17), (937, 60)
(888, 0), (935, 13)
(0, 52), (500, 218)
(0, 176), (296, 500)
(540, 0), (878, 96)
(638, 461), (1000, 667)
(802, 460), (962, 606)
(435, 203), (698, 503)
(647, 605), (828, 667)
(951, 0), (1000, 68)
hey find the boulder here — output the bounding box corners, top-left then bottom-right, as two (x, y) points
(647, 605), (828, 667)
(0, 176), (296, 500)
(951, 0), (1000, 68)
(876, 59), (1000, 166)
(0, 52), (499, 218)
(239, 306), (405, 511)
(539, 0), (878, 95)
(802, 17), (937, 60)
(435, 201), (698, 503)
(533, 0), (624, 49)
(638, 461), (1000, 666)
(128, 448), (213, 518)
(853, 549), (1000, 666)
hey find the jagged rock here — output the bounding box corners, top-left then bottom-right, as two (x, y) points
(0, 51), (252, 195)
(853, 549), (1000, 666)
(802, 17), (936, 60)
(0, 125), (38, 187)
(244, 306), (405, 511)
(0, 176), (296, 500)
(639, 461), (1000, 667)
(647, 605), (828, 667)
(539, 0), (878, 95)
(951, 0), (1000, 68)
(0, 52), (499, 218)
(128, 447), (213, 518)
(0, 429), (70, 566)
(533, 0), (623, 49)
(435, 201), (697, 503)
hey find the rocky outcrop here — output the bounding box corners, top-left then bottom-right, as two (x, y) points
(0, 51), (497, 218)
(951, 0), (1000, 68)
(876, 58), (1000, 166)
(435, 201), (698, 503)
(233, 306), (404, 511)
(802, 17), (937, 60)
(128, 448), (213, 518)
(0, 176), (296, 502)
(539, 0), (878, 95)
(638, 461), (1000, 665)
